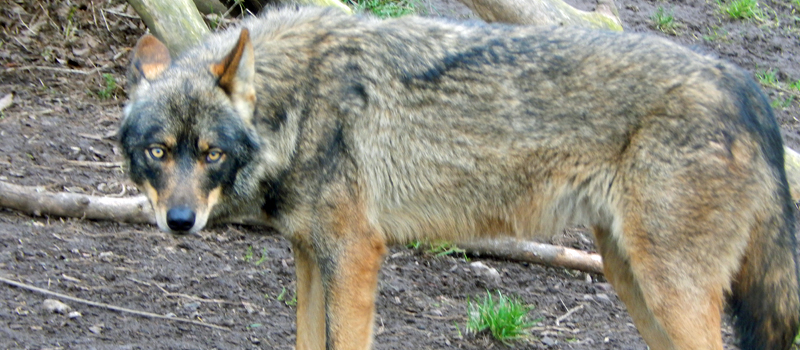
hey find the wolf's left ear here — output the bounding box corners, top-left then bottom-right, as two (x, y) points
(128, 34), (172, 92)
(211, 29), (256, 124)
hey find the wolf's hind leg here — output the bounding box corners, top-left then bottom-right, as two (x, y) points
(594, 226), (725, 350)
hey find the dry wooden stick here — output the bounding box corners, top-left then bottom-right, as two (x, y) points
(459, 238), (604, 274)
(0, 181), (155, 224)
(555, 304), (585, 325)
(0, 274), (229, 331)
(0, 180), (606, 273)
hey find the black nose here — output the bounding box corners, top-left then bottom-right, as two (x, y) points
(166, 207), (196, 232)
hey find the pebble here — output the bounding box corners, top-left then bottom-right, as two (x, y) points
(594, 282), (614, 292)
(68, 311), (82, 319)
(89, 324), (104, 334)
(184, 302), (201, 311)
(541, 336), (558, 346)
(469, 261), (501, 283)
(98, 251), (115, 262)
(42, 299), (71, 314)
(595, 293), (612, 304)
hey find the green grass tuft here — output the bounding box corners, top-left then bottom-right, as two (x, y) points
(772, 96), (795, 110)
(467, 291), (540, 344)
(755, 69), (779, 88)
(794, 331), (800, 349)
(95, 74), (118, 100)
(408, 240), (469, 260)
(244, 245), (269, 265)
(651, 7), (680, 35)
(244, 245), (255, 262)
(351, 0), (417, 18)
(702, 26), (730, 42)
(427, 241), (468, 259)
(276, 287), (297, 306)
(718, 0), (764, 20)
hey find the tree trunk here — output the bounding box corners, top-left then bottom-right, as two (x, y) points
(126, 0), (210, 56)
(193, 0), (228, 15)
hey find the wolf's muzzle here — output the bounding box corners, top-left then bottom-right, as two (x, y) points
(166, 206), (196, 233)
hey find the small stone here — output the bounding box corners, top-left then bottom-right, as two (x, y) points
(541, 336), (558, 346)
(595, 293), (612, 304)
(594, 283), (614, 292)
(68, 311), (82, 319)
(469, 261), (501, 283)
(89, 324), (104, 334)
(98, 251), (115, 262)
(183, 302), (201, 311)
(42, 299), (71, 314)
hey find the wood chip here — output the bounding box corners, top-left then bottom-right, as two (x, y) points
(0, 93), (13, 112)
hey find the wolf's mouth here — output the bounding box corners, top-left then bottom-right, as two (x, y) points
(144, 183), (222, 235)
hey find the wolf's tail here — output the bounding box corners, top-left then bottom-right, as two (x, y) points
(729, 78), (800, 350)
(730, 201), (799, 350)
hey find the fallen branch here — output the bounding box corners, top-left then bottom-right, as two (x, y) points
(0, 181), (603, 273)
(459, 238), (604, 274)
(555, 303), (585, 325)
(0, 181), (154, 224)
(0, 274), (229, 331)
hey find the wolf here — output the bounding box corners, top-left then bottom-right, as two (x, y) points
(119, 6), (800, 350)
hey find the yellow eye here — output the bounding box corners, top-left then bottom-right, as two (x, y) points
(148, 147), (165, 159)
(206, 149), (223, 163)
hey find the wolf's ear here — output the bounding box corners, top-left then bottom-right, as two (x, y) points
(128, 34), (171, 91)
(211, 29), (256, 124)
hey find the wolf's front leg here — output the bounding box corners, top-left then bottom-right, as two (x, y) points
(294, 241), (326, 350)
(324, 235), (385, 349)
(293, 213), (386, 350)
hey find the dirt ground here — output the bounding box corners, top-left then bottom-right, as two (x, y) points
(0, 0), (798, 349)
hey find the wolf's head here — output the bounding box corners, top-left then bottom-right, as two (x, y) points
(119, 31), (261, 234)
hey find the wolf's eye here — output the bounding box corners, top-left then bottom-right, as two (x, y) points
(206, 149), (224, 163)
(147, 147), (165, 160)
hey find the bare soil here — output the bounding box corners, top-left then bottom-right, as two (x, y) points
(0, 0), (798, 349)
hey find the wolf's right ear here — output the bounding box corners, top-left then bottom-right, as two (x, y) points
(128, 34), (172, 91)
